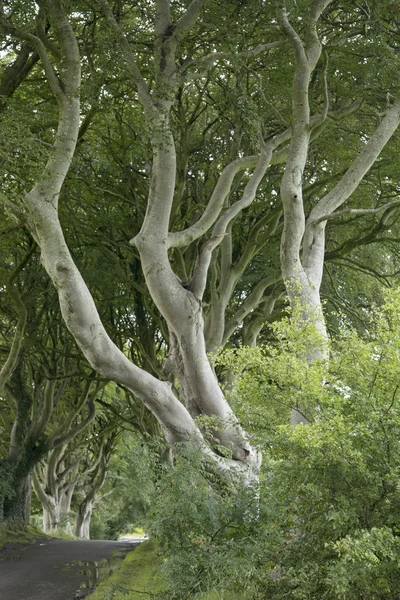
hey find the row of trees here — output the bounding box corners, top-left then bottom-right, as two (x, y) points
(0, 242), (159, 533)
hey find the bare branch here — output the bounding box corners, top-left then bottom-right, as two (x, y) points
(0, 41), (39, 112)
(309, 50), (329, 131)
(35, 4), (61, 60)
(306, 0), (334, 66)
(167, 155), (259, 248)
(223, 274), (282, 346)
(213, 149), (272, 238)
(309, 93), (400, 223)
(95, 398), (142, 433)
(32, 467), (50, 507)
(169, 129), (289, 249)
(278, 7), (306, 65)
(31, 379), (56, 440)
(170, 98), (361, 253)
(243, 294), (283, 347)
(231, 208), (281, 279)
(94, 488), (114, 505)
(182, 41), (283, 74)
(0, 8), (62, 99)
(0, 247), (35, 392)
(155, 0), (171, 34)
(51, 399), (96, 448)
(309, 0), (333, 22)
(189, 234), (226, 300)
(314, 199), (400, 225)
(48, 378), (96, 443)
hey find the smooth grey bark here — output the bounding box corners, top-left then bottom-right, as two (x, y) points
(33, 459), (76, 534)
(10, 0), (395, 472)
(19, 0), (232, 466)
(280, 1), (400, 337)
(74, 451), (110, 540)
(74, 504), (92, 540)
(281, 3), (398, 303)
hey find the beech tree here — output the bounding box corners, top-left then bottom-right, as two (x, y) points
(0, 245), (55, 522)
(0, 232), (100, 523)
(31, 382), (97, 534)
(73, 423), (119, 539)
(2, 0), (400, 488)
(1, 0), (261, 484)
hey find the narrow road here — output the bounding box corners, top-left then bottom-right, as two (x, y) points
(0, 538), (138, 600)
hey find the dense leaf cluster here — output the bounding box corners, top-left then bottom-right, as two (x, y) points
(148, 291), (400, 599)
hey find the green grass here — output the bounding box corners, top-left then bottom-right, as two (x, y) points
(86, 540), (166, 600)
(50, 530), (78, 540)
(0, 521), (49, 551)
(85, 539), (239, 600)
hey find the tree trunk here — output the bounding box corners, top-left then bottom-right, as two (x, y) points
(33, 464), (77, 534)
(41, 492), (72, 534)
(42, 501), (60, 533)
(74, 502), (92, 540)
(1, 463), (32, 523)
(278, 3), (400, 423)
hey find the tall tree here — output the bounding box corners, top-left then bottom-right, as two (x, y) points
(31, 381), (97, 534)
(2, 0), (400, 488)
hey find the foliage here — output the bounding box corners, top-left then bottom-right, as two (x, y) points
(145, 289), (400, 599)
(90, 434), (160, 540)
(146, 448), (262, 599)
(85, 540), (164, 600)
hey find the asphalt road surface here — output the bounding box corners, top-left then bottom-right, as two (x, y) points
(0, 538), (139, 600)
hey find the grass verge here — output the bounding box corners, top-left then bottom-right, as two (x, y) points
(86, 539), (165, 600)
(0, 521), (49, 553)
(84, 539), (237, 600)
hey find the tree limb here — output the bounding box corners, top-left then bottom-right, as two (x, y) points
(315, 199), (400, 225)
(31, 379), (56, 440)
(223, 274), (282, 346)
(50, 399), (96, 448)
(32, 467), (51, 508)
(182, 41), (283, 74)
(189, 234), (226, 300)
(174, 0), (208, 39)
(167, 155), (259, 248)
(0, 41), (39, 113)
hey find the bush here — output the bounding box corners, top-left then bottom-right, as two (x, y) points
(146, 290), (400, 599)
